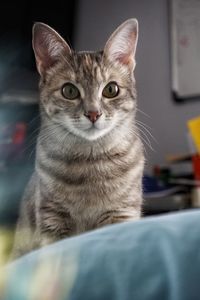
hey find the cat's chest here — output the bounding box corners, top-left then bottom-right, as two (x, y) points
(47, 158), (126, 196)
(37, 138), (142, 210)
(38, 152), (133, 206)
(39, 149), (130, 185)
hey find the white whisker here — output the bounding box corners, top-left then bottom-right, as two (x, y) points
(136, 108), (151, 118)
(137, 127), (154, 152)
(136, 120), (157, 144)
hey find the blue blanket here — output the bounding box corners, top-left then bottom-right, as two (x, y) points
(2, 209), (200, 300)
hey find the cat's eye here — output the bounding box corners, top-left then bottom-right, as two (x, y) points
(102, 82), (119, 98)
(62, 83), (80, 100)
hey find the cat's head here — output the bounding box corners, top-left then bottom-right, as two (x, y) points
(33, 19), (138, 141)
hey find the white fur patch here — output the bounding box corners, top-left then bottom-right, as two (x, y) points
(62, 113), (118, 141)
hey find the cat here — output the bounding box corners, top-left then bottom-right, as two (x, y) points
(11, 18), (144, 258)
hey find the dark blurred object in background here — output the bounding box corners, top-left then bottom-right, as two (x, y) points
(0, 2), (78, 93)
(0, 2), (78, 227)
(0, 102), (39, 226)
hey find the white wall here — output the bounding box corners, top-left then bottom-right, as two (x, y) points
(74, 0), (200, 173)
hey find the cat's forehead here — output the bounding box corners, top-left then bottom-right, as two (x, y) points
(69, 51), (128, 86)
(72, 51), (105, 82)
(75, 51), (103, 66)
(47, 50), (130, 88)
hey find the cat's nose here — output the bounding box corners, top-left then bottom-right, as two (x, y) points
(84, 111), (102, 123)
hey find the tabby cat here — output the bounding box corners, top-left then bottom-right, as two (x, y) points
(12, 18), (144, 258)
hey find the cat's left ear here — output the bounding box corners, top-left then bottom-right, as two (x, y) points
(104, 19), (138, 69)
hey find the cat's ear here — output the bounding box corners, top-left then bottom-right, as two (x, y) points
(104, 19), (138, 69)
(32, 22), (71, 76)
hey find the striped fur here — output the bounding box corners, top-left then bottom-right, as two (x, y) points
(12, 19), (144, 258)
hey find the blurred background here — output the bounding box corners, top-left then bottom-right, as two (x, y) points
(0, 0), (200, 229)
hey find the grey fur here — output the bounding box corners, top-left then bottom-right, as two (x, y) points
(12, 19), (144, 258)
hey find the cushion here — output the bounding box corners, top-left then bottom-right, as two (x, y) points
(1, 209), (200, 300)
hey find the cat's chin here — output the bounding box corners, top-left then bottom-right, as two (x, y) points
(71, 126), (112, 141)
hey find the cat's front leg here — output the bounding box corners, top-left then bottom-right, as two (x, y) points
(38, 205), (76, 245)
(96, 209), (141, 228)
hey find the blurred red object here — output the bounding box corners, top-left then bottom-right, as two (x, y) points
(12, 123), (26, 144)
(192, 154), (200, 185)
(0, 122), (27, 161)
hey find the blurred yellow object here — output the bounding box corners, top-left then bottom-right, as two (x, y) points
(0, 228), (14, 297)
(0, 228), (14, 266)
(188, 116), (200, 154)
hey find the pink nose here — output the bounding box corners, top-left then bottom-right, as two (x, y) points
(84, 111), (102, 123)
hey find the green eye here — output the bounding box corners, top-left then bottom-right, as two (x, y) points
(62, 83), (80, 100)
(102, 82), (119, 98)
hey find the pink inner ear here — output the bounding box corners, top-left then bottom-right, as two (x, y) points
(34, 43), (56, 76)
(33, 23), (72, 76)
(118, 30), (137, 66)
(33, 29), (55, 75)
(117, 53), (132, 65)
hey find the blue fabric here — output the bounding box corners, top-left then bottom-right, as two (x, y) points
(2, 209), (200, 300)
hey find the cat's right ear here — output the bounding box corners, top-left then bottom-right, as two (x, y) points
(32, 23), (71, 77)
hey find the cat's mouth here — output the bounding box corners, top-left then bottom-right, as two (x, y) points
(84, 124), (101, 134)
(73, 120), (111, 140)
(63, 115), (115, 140)
(88, 123), (99, 130)
(84, 120), (107, 132)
